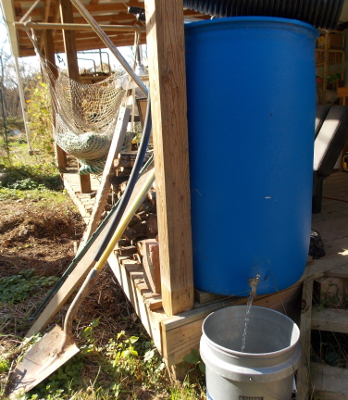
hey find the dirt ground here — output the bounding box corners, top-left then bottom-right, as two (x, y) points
(0, 197), (142, 359)
(0, 199), (84, 278)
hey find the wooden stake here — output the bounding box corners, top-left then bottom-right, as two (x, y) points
(145, 0), (194, 316)
(79, 106), (130, 249)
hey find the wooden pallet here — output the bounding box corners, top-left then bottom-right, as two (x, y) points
(297, 266), (348, 399)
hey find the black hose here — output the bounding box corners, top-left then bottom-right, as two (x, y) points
(94, 94), (152, 260)
(183, 0), (344, 30)
(31, 98), (152, 320)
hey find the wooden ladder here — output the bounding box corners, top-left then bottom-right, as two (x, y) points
(297, 267), (348, 399)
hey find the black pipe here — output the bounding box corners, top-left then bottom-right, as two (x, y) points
(94, 94), (152, 260)
(183, 0), (344, 30)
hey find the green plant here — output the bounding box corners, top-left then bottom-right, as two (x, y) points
(26, 75), (55, 158)
(0, 163), (63, 191)
(26, 355), (85, 399)
(0, 355), (10, 374)
(184, 349), (205, 375)
(0, 269), (59, 304)
(77, 323), (168, 398)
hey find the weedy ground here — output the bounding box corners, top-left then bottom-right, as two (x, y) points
(0, 136), (206, 400)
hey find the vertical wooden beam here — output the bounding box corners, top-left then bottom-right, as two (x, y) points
(60, 0), (80, 82)
(145, 0), (194, 316)
(44, 30), (58, 79)
(60, 0), (91, 192)
(39, 0), (52, 51)
(297, 275), (314, 400)
(43, 29), (67, 169)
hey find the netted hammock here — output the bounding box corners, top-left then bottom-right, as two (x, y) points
(47, 68), (126, 174)
(26, 26), (131, 174)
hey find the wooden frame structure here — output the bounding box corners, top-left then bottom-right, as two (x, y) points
(2, 0), (207, 367)
(4, 3), (348, 394)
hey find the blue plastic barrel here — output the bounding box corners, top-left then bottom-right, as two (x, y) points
(185, 17), (319, 296)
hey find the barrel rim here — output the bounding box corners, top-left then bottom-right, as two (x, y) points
(184, 15), (319, 37)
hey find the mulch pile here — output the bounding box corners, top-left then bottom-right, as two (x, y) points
(0, 198), (140, 341)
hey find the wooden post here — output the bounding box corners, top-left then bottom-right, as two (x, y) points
(145, 0), (194, 316)
(60, 0), (91, 193)
(60, 0), (79, 81)
(296, 275), (314, 400)
(43, 29), (67, 169)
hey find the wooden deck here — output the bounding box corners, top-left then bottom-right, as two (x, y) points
(64, 169), (348, 395)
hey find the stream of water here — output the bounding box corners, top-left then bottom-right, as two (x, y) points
(241, 274), (260, 352)
(240, 294), (254, 352)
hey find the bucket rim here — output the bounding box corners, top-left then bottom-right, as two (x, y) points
(202, 305), (300, 357)
(184, 15), (319, 36)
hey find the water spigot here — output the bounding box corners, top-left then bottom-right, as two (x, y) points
(248, 273), (261, 298)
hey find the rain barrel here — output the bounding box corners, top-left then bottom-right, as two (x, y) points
(185, 17), (319, 296)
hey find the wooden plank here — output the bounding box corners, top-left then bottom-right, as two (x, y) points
(311, 362), (348, 399)
(63, 174), (91, 221)
(297, 275), (314, 400)
(322, 237), (348, 257)
(311, 217), (348, 242)
(194, 289), (225, 305)
(145, 296), (162, 311)
(311, 307), (348, 333)
(325, 264), (348, 279)
(79, 175), (92, 194)
(79, 106), (130, 249)
(303, 250), (348, 280)
(337, 87), (348, 105)
(145, 0), (194, 316)
(107, 250), (165, 353)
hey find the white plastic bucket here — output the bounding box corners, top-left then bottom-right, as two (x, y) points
(200, 306), (300, 400)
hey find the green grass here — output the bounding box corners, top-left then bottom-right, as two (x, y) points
(0, 136), (66, 201)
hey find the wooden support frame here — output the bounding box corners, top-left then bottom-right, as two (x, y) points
(15, 22), (144, 33)
(60, 0), (91, 193)
(20, 0), (348, 378)
(145, 0), (194, 316)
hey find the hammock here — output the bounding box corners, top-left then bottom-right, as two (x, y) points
(27, 29), (127, 174)
(47, 66), (126, 174)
